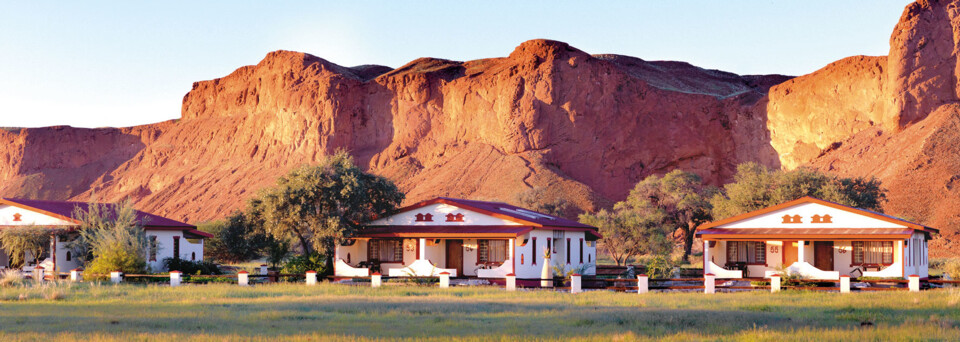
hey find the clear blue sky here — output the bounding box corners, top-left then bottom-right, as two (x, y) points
(0, 1), (912, 128)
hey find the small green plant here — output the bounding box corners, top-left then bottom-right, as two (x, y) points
(646, 254), (675, 279)
(281, 253), (326, 275)
(86, 246), (147, 276)
(162, 258), (222, 275)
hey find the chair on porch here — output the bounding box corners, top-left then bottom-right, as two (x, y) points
(725, 262), (748, 278)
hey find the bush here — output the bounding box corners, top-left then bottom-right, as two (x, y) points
(645, 255), (676, 279)
(942, 259), (960, 279)
(199, 213), (273, 263)
(281, 253), (326, 275)
(162, 258), (222, 275)
(86, 246), (147, 275)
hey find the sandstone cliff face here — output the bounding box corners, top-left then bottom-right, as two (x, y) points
(69, 39), (785, 221)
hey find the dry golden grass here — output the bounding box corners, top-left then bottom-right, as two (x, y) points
(0, 282), (958, 341)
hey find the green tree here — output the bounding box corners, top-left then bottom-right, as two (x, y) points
(0, 226), (61, 268)
(252, 151), (405, 274)
(579, 208), (672, 266)
(514, 187), (570, 217)
(69, 199), (148, 274)
(616, 170), (717, 262)
(199, 211), (273, 263)
(710, 162), (886, 220)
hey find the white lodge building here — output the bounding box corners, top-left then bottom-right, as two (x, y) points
(696, 197), (937, 280)
(335, 198), (601, 283)
(0, 198), (211, 274)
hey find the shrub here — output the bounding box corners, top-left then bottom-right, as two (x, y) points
(645, 254), (676, 279)
(942, 259), (960, 279)
(0, 269), (24, 287)
(162, 258), (221, 275)
(199, 213), (273, 263)
(281, 253), (326, 275)
(85, 245), (147, 275)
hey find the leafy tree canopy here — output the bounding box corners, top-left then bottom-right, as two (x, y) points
(250, 151), (404, 272)
(710, 162), (886, 220)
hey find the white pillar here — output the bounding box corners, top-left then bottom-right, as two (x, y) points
(439, 272), (450, 288)
(259, 264), (268, 275)
(840, 275), (850, 293)
(797, 240), (806, 263)
(638, 274), (649, 294)
(909, 274), (920, 292)
(418, 238), (426, 260)
(506, 273), (516, 291)
(170, 271), (182, 287)
(34, 266), (45, 282)
(306, 271), (317, 285)
(70, 268), (82, 282)
(508, 239), (516, 274)
(371, 273), (382, 288)
(110, 271), (122, 284)
(570, 274), (582, 294)
(770, 274), (781, 293)
(898, 240), (905, 277)
(702, 240), (711, 274)
(704, 273), (716, 294)
(238, 271), (249, 286)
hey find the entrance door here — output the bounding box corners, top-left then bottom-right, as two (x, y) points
(446, 240), (463, 276)
(783, 241), (798, 266)
(814, 241), (834, 271)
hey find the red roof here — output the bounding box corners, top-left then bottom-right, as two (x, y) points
(697, 228), (915, 239)
(0, 198), (211, 238)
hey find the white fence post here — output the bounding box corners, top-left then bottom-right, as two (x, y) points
(70, 268), (82, 282)
(110, 271), (122, 284)
(505, 273), (516, 291)
(439, 272), (450, 288)
(638, 274), (649, 294)
(770, 274), (781, 293)
(34, 266), (44, 282)
(571, 274), (582, 294)
(238, 271), (249, 286)
(840, 275), (850, 293)
(260, 264), (269, 275)
(704, 273), (716, 294)
(306, 270), (317, 285)
(170, 271), (182, 287)
(371, 272), (382, 288)
(909, 274), (920, 292)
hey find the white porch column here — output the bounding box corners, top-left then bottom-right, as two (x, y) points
(898, 240), (905, 278)
(702, 240), (711, 275)
(418, 238), (426, 260)
(797, 240), (805, 263)
(508, 239), (516, 274)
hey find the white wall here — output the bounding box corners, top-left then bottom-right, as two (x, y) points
(368, 203), (522, 226)
(0, 205), (74, 226)
(144, 230), (204, 272)
(717, 202), (908, 229)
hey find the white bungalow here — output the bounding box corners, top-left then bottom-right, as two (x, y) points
(335, 197), (601, 284)
(696, 197), (937, 280)
(0, 198), (211, 274)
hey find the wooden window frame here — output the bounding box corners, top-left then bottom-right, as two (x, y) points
(478, 239), (508, 265)
(851, 241), (894, 267)
(725, 241), (766, 265)
(368, 239), (404, 263)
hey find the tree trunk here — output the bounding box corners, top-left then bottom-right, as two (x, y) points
(681, 222), (695, 263)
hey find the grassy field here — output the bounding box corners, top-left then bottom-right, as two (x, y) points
(1, 282), (959, 341)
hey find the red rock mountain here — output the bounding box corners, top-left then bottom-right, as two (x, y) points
(1, 0), (958, 255)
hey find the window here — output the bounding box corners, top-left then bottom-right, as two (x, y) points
(579, 238), (583, 264)
(479, 239), (508, 264)
(367, 239), (403, 263)
(66, 251), (72, 262)
(852, 241), (893, 265)
(547, 239), (552, 253)
(726, 241), (766, 264)
(173, 236), (180, 260)
(191, 252), (196, 261)
(566, 238), (571, 264)
(532, 238), (537, 265)
(148, 236), (158, 262)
